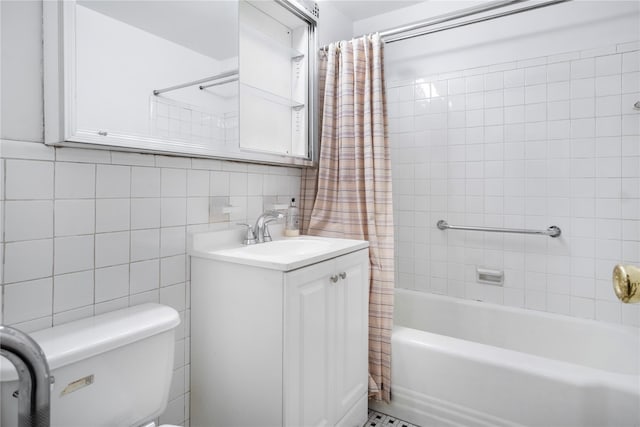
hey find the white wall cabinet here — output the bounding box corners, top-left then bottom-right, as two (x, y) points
(190, 248), (369, 427)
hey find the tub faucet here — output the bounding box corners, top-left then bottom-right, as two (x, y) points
(0, 325), (52, 427)
(253, 210), (284, 243)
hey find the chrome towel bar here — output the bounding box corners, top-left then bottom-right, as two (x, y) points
(437, 220), (561, 238)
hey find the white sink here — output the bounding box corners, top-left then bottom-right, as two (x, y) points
(220, 238), (333, 259)
(189, 234), (369, 271)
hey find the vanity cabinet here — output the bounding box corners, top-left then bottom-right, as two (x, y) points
(190, 247), (369, 427)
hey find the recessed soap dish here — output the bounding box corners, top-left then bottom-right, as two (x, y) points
(477, 267), (504, 285)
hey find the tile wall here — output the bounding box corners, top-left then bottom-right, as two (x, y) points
(388, 41), (640, 326)
(0, 140), (301, 426)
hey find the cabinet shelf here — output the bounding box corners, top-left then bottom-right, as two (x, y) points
(240, 82), (304, 109)
(240, 24), (305, 61)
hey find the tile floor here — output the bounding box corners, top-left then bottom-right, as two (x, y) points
(366, 409), (420, 427)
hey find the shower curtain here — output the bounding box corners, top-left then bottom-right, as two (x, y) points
(300, 34), (394, 403)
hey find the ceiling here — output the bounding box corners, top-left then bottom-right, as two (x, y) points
(323, 0), (424, 21)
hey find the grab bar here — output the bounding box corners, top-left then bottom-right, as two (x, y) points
(437, 220), (561, 238)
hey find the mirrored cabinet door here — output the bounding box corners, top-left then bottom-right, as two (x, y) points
(44, 0), (317, 166)
(239, 0), (311, 158)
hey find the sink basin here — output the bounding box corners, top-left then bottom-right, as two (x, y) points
(224, 239), (333, 259)
(190, 235), (369, 271)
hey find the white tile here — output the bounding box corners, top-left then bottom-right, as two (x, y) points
(595, 300), (621, 323)
(595, 95), (622, 117)
(547, 62), (570, 82)
(129, 289), (159, 306)
(621, 72), (640, 93)
(0, 140), (55, 161)
(5, 160), (54, 200)
(111, 151), (155, 167)
(95, 297), (129, 315)
(229, 172), (248, 196)
(571, 296), (595, 319)
(96, 199), (130, 232)
(5, 200), (54, 241)
(595, 75), (621, 97)
(548, 101), (570, 120)
(504, 87), (524, 106)
(95, 264), (130, 303)
(525, 85), (546, 104)
(161, 198), (187, 227)
(571, 58), (595, 79)
(55, 162), (95, 199)
(3, 278), (53, 324)
(161, 168), (187, 197)
(54, 199), (95, 236)
(546, 293), (571, 315)
(595, 54), (622, 76)
(503, 69), (524, 88)
(4, 239), (53, 283)
(570, 98), (595, 119)
(96, 165), (131, 198)
(191, 158), (223, 170)
(54, 235), (94, 275)
(622, 51), (640, 72)
(130, 228), (160, 262)
(131, 167), (161, 197)
(160, 226), (186, 257)
(484, 72), (503, 90)
(130, 259), (160, 294)
(95, 231), (130, 268)
(55, 147), (110, 164)
(210, 171), (230, 196)
(161, 255), (186, 287)
(596, 116), (621, 137)
(187, 197), (209, 225)
(547, 81), (570, 101)
(53, 270), (93, 313)
(53, 305), (94, 326)
(155, 155), (190, 169)
(187, 170), (209, 197)
(525, 65), (546, 85)
(131, 198), (161, 230)
(570, 78), (595, 99)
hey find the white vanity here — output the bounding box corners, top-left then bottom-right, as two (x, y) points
(189, 230), (369, 427)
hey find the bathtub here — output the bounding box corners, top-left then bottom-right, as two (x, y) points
(370, 289), (640, 427)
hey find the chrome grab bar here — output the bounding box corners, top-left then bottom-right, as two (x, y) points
(437, 220), (561, 238)
(0, 326), (52, 427)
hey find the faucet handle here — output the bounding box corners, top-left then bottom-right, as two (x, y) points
(236, 223), (257, 245)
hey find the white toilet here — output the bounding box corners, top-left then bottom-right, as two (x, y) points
(0, 303), (182, 427)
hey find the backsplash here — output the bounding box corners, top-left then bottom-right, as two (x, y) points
(0, 139), (301, 426)
(388, 41), (640, 327)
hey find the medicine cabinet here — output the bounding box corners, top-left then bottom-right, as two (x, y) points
(43, 0), (318, 166)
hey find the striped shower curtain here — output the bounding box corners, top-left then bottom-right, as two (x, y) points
(300, 34), (394, 403)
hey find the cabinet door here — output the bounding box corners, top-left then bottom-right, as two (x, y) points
(330, 249), (370, 423)
(284, 259), (333, 427)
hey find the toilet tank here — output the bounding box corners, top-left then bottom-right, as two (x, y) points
(0, 303), (180, 427)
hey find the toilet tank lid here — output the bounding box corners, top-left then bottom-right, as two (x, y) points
(1, 303), (180, 382)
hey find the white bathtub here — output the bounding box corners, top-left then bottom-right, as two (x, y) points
(370, 289), (640, 427)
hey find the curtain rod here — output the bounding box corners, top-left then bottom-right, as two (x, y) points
(321, 0), (571, 49)
(153, 69), (239, 96)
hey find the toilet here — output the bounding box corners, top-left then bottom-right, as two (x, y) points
(0, 303), (182, 427)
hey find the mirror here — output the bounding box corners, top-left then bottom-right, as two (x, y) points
(44, 0), (317, 166)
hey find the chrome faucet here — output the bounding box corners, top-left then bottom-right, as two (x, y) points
(0, 326), (52, 427)
(253, 210), (284, 243)
(239, 210), (284, 245)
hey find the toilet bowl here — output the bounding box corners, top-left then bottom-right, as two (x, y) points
(0, 303), (182, 427)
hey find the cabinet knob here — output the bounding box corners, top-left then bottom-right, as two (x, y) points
(97, 130), (108, 136)
(330, 274), (339, 283)
(339, 272), (347, 280)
